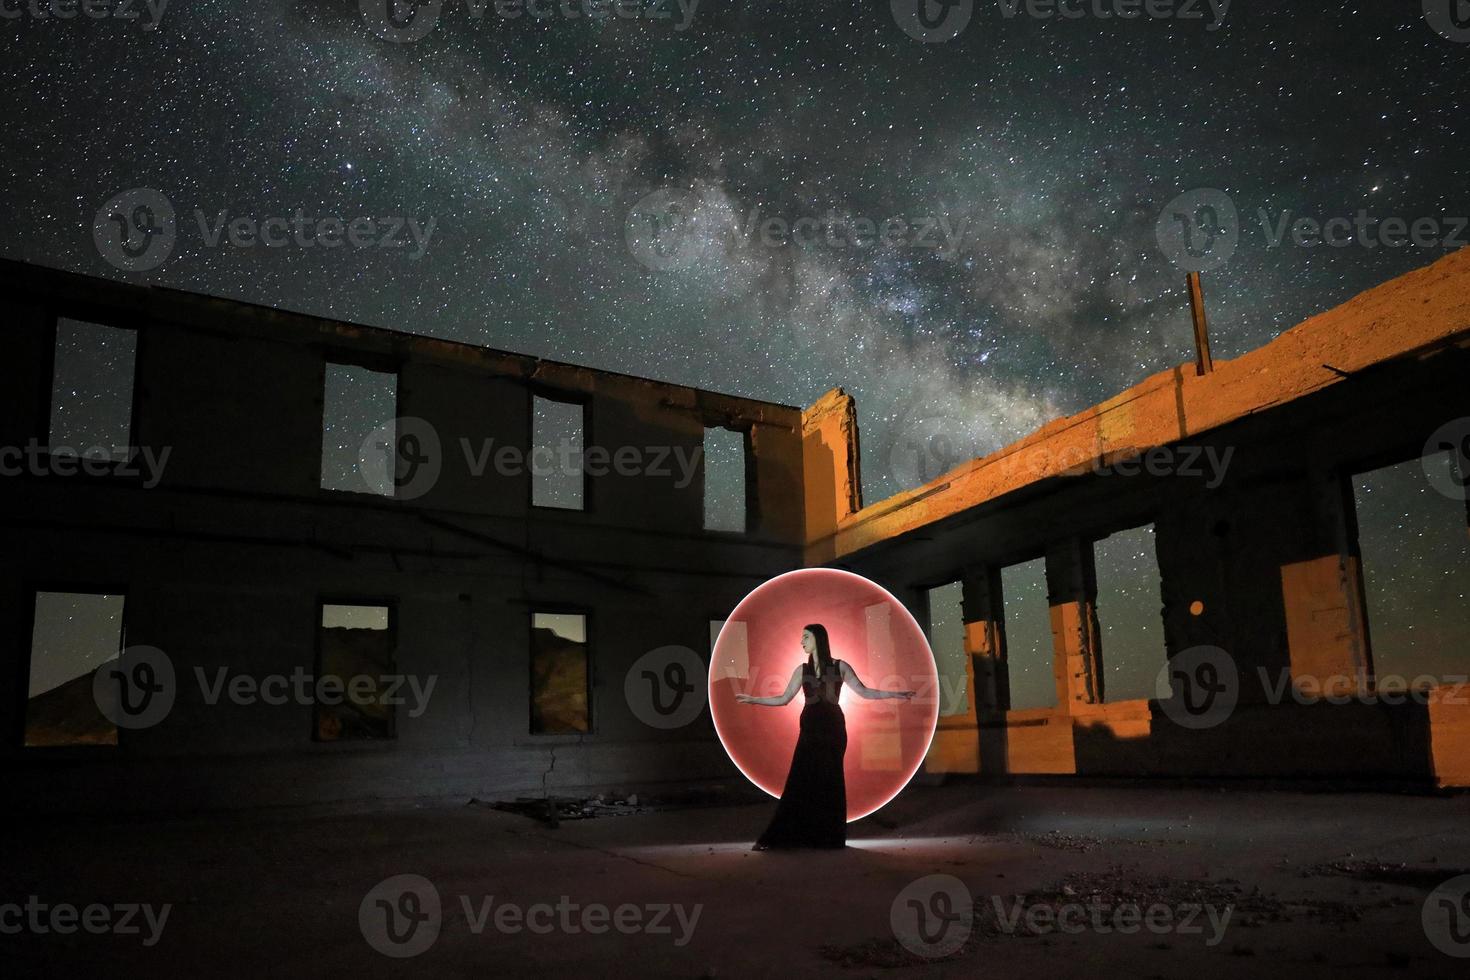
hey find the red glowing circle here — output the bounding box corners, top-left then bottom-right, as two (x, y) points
(709, 568), (941, 822)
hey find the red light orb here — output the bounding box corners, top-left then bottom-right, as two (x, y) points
(709, 568), (941, 822)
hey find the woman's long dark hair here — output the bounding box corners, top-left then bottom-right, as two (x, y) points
(803, 623), (834, 674)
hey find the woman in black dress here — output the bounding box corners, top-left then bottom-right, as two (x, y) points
(737, 623), (914, 850)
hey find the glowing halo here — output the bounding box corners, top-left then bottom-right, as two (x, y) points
(708, 567), (941, 822)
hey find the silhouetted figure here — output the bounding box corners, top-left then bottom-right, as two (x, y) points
(737, 623), (914, 850)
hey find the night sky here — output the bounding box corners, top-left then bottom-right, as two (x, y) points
(5, 2), (1468, 690)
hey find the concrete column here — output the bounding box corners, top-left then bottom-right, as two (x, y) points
(801, 388), (863, 546)
(960, 566), (1008, 715)
(1280, 473), (1372, 697)
(1045, 536), (1104, 710)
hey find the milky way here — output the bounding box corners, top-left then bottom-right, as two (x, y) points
(2, 1), (1465, 502)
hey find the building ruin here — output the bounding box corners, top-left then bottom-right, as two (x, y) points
(3, 247), (1468, 813)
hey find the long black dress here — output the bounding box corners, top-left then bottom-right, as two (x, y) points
(755, 659), (847, 849)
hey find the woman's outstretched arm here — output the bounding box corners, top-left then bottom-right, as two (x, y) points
(736, 665), (803, 706)
(839, 660), (916, 700)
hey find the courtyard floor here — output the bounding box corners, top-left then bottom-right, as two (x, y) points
(4, 781), (1469, 978)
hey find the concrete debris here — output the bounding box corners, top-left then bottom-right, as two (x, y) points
(468, 793), (648, 828)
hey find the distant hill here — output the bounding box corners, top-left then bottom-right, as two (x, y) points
(26, 670), (117, 747)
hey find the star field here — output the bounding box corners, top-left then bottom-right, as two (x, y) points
(3, 4), (1466, 609)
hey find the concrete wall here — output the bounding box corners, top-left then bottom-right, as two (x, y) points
(0, 262), (805, 813)
(833, 248), (1470, 789)
(5, 247), (1468, 813)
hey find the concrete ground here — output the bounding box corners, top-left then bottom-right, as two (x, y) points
(4, 781), (1470, 978)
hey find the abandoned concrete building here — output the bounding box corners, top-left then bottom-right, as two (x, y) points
(3, 247), (1468, 814)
